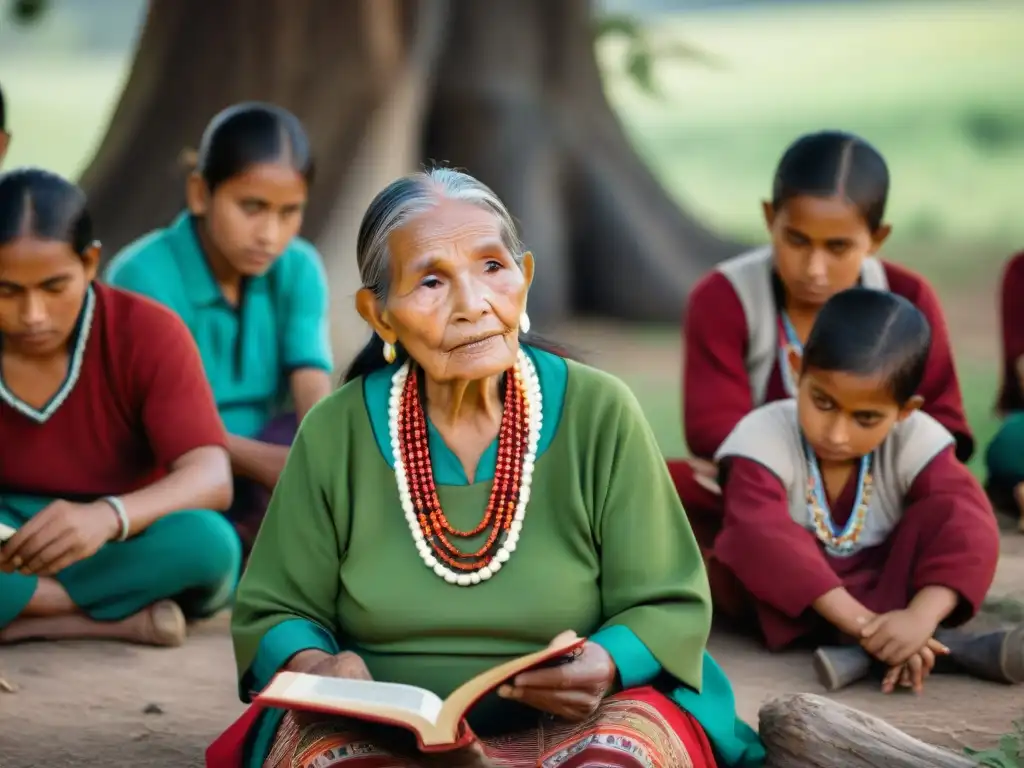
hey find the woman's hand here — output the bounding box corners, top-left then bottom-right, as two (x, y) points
(687, 458), (721, 495)
(497, 631), (617, 722)
(881, 644), (938, 695)
(0, 500), (119, 577)
(286, 650), (374, 729)
(859, 609), (947, 665)
(301, 650), (373, 681)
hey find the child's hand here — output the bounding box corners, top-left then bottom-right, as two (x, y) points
(860, 609), (947, 665)
(881, 645), (938, 694)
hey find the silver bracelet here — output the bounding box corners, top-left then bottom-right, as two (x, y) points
(102, 496), (131, 542)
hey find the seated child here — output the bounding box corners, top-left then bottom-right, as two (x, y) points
(711, 287), (1017, 693)
(0, 167), (239, 646)
(985, 248), (1024, 531)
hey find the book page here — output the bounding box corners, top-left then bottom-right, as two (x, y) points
(284, 675), (445, 726)
(438, 636), (585, 733)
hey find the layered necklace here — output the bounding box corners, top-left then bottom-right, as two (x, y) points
(389, 348), (542, 586)
(802, 437), (873, 557)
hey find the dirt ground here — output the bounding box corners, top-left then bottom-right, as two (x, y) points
(3, 312), (1023, 767)
(2, 531), (1021, 767)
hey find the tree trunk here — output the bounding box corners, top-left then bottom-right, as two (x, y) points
(759, 694), (977, 768)
(80, 0), (739, 360)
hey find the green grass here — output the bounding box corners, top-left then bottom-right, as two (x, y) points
(4, 0), (1023, 261)
(0, 55), (132, 178)
(601, 0), (1024, 282)
(0, 0), (1016, 477)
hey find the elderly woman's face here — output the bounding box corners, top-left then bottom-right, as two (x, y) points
(376, 200), (532, 383)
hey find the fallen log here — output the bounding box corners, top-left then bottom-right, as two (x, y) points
(759, 693), (976, 768)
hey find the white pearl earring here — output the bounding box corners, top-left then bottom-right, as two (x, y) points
(383, 342), (396, 364)
(520, 312), (531, 335)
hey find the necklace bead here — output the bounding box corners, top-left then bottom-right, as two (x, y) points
(803, 442), (873, 556)
(389, 349), (541, 586)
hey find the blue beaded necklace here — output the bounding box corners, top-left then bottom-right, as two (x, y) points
(801, 436), (874, 557)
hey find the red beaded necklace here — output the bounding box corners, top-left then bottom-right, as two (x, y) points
(397, 365), (530, 573)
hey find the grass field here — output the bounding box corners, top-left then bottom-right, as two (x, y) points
(1, 0), (1020, 478)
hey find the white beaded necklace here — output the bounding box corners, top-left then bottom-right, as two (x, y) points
(389, 348), (543, 586)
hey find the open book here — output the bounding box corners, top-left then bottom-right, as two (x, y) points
(256, 636), (585, 751)
(0, 522), (15, 544)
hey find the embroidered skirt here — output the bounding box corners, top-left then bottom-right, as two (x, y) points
(264, 687), (717, 768)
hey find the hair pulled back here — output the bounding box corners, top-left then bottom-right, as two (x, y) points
(0, 167), (94, 257)
(802, 287), (931, 405)
(194, 102), (313, 192)
(343, 167), (568, 383)
(772, 130), (890, 231)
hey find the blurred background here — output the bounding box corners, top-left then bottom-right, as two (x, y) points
(2, 0), (1021, 475)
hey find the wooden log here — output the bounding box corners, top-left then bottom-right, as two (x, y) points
(759, 694), (975, 768)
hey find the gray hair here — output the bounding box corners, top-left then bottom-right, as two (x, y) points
(355, 168), (525, 303)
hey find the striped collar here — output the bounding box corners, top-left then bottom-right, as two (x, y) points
(0, 285), (97, 424)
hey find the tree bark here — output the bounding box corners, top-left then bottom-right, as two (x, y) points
(759, 694), (977, 768)
(79, 0), (739, 353)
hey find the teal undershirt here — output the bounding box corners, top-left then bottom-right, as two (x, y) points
(241, 347), (764, 767)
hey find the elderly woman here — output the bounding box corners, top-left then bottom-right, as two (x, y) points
(217, 169), (764, 768)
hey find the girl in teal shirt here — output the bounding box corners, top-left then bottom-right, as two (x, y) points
(105, 102), (334, 554)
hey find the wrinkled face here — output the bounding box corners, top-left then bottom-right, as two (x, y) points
(796, 364), (917, 463)
(0, 236), (97, 357)
(764, 194), (889, 308)
(187, 162), (307, 277)
(360, 199), (533, 384)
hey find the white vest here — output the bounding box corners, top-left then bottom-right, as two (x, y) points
(715, 246), (889, 405)
(714, 400), (953, 554)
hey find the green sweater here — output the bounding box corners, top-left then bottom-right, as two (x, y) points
(231, 346), (764, 766)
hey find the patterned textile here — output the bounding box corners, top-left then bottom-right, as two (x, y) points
(265, 687), (717, 768)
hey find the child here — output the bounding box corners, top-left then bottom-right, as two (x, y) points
(673, 130), (972, 557)
(0, 168), (239, 646)
(105, 102), (334, 556)
(712, 288), (1016, 694)
(985, 249), (1024, 531)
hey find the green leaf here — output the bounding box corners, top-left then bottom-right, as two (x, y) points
(8, 0), (49, 25)
(963, 744), (1021, 767)
(594, 13), (644, 44)
(997, 733), (1021, 758)
(593, 11), (724, 100)
(653, 39), (726, 70)
(624, 46), (658, 97)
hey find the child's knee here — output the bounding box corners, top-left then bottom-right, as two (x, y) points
(0, 571), (38, 629)
(155, 510), (242, 585)
(986, 414), (1024, 483)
